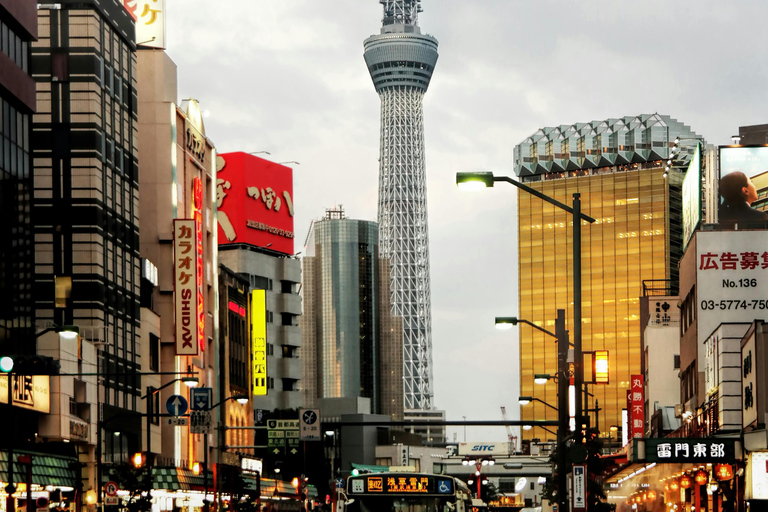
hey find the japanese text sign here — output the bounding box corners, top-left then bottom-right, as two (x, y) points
(122, 0), (166, 49)
(251, 290), (267, 396)
(630, 374), (644, 439)
(696, 231), (768, 346)
(174, 219), (198, 355)
(217, 152), (294, 255)
(634, 438), (737, 464)
(193, 178), (205, 352)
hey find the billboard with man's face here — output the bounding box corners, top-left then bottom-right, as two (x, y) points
(719, 146), (768, 191)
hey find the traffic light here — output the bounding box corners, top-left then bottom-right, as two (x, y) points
(132, 452), (146, 468)
(0, 355), (60, 375)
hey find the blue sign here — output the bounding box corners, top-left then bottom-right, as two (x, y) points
(437, 479), (453, 494)
(335, 478), (345, 489)
(166, 395), (188, 416)
(191, 387), (212, 411)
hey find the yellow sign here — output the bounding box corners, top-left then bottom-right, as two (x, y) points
(0, 374), (51, 413)
(251, 290), (267, 396)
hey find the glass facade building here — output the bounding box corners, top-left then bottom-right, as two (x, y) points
(301, 208), (404, 419)
(514, 114), (703, 437)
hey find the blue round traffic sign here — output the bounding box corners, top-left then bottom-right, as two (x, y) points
(166, 395), (188, 416)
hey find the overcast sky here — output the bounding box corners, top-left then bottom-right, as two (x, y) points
(164, 0), (768, 444)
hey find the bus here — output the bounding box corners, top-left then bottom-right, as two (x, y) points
(340, 472), (472, 512)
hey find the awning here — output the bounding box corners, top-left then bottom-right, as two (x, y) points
(0, 450), (78, 488)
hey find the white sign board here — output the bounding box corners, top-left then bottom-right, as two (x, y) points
(748, 452), (768, 500)
(190, 411), (212, 434)
(299, 408), (321, 441)
(696, 230), (768, 349)
(572, 465), (586, 511)
(174, 219), (198, 355)
(458, 442), (513, 457)
(241, 457), (263, 474)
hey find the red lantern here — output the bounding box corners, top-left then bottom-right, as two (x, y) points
(714, 464), (734, 481)
(680, 474), (693, 489)
(648, 490), (657, 500)
(695, 470), (708, 485)
(669, 480), (680, 491)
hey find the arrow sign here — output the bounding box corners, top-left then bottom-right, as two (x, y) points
(191, 387), (212, 411)
(273, 449), (280, 455)
(166, 395), (188, 416)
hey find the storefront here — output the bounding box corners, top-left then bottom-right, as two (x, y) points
(0, 450), (79, 512)
(604, 438), (744, 512)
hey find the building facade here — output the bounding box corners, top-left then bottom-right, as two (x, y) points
(514, 114), (703, 436)
(300, 207), (404, 420)
(137, 48), (222, 467)
(364, 0), (438, 411)
(216, 152), (302, 412)
(32, 0), (141, 482)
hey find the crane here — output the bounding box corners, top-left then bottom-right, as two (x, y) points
(500, 406), (518, 455)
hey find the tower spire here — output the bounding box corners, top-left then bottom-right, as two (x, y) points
(380, 0), (423, 27)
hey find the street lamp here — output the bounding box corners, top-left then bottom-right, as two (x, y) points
(458, 170), (595, 432)
(518, 396), (557, 412)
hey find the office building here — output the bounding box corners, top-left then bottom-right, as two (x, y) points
(32, 0), (140, 475)
(513, 114), (703, 436)
(216, 152), (302, 412)
(364, 0), (438, 411)
(300, 206), (404, 420)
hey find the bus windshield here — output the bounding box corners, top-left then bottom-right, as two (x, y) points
(352, 496), (457, 512)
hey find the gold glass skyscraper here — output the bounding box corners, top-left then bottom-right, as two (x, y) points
(514, 115), (703, 438)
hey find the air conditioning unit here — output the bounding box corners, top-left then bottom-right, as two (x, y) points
(674, 404), (684, 418)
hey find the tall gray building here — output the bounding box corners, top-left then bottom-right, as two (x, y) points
(300, 207), (404, 420)
(364, 0), (438, 411)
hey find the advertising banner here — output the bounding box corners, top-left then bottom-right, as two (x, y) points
(0, 374), (50, 413)
(251, 290), (267, 395)
(193, 178), (205, 352)
(122, 0), (166, 49)
(217, 152), (295, 255)
(457, 442), (513, 457)
(720, 146), (768, 182)
(630, 375), (644, 439)
(174, 219), (198, 355)
(682, 144), (701, 250)
(696, 230), (768, 344)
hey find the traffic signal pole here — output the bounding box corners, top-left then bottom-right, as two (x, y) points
(555, 310), (569, 512)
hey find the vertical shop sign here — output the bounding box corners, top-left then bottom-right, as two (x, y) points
(251, 290), (267, 395)
(193, 177), (205, 352)
(631, 374), (644, 439)
(174, 219), (198, 355)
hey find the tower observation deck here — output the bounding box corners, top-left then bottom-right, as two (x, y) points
(364, 0), (438, 411)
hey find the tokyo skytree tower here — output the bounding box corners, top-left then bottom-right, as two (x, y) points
(364, 0), (438, 410)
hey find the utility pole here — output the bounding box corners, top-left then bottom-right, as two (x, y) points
(555, 309), (569, 512)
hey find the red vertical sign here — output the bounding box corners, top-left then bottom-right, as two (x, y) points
(193, 177), (205, 352)
(630, 374), (644, 439)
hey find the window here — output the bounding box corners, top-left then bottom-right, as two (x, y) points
(673, 354), (680, 370)
(280, 281), (294, 294)
(149, 333), (159, 372)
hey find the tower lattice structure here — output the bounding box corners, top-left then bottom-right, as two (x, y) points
(364, 0), (438, 410)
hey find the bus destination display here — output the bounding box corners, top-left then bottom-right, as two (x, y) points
(349, 475), (454, 495)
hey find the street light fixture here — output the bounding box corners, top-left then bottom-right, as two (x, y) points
(534, 374), (553, 385)
(518, 396), (557, 412)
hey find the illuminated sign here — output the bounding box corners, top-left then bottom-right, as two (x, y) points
(633, 438), (737, 463)
(715, 463), (733, 481)
(228, 301), (246, 318)
(682, 143), (701, 250)
(217, 152), (295, 255)
(122, 0), (166, 49)
(630, 374), (644, 439)
(193, 177), (205, 352)
(0, 374), (51, 413)
(251, 290), (267, 396)
(594, 350), (609, 384)
(241, 457), (263, 474)
(348, 475), (454, 495)
(174, 219), (198, 355)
